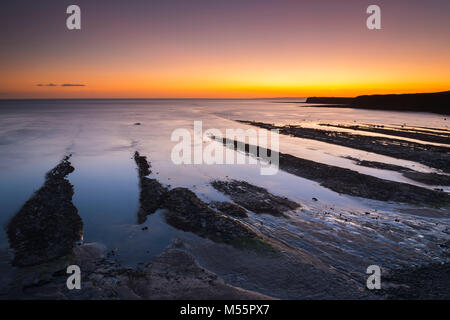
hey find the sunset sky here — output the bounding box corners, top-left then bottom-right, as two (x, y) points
(1, 0), (449, 98)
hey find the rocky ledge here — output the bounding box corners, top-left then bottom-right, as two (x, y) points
(237, 120), (450, 174)
(345, 156), (450, 186)
(211, 135), (450, 207)
(211, 180), (300, 217)
(210, 201), (249, 218)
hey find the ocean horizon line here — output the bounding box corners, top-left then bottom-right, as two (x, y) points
(0, 97), (307, 101)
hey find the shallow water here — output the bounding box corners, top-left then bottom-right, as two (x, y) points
(0, 99), (449, 274)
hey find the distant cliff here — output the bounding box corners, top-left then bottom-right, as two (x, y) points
(306, 91), (450, 115)
(305, 97), (354, 104)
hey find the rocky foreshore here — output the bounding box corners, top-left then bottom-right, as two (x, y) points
(237, 120), (450, 174)
(212, 135), (450, 207)
(345, 157), (450, 186)
(2, 153), (276, 299)
(320, 123), (450, 145)
(1, 149), (448, 300)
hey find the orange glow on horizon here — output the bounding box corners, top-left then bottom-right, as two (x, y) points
(1, 1), (449, 99)
(2, 52), (449, 99)
(2, 40), (449, 98)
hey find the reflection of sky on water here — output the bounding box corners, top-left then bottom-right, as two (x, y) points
(0, 99), (449, 268)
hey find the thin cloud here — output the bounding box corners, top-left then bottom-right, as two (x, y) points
(36, 83), (57, 87)
(35, 83), (86, 87)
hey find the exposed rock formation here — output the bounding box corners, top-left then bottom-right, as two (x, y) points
(6, 156), (83, 266)
(134, 152), (168, 224)
(211, 180), (300, 217)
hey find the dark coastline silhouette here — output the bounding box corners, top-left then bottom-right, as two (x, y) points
(306, 91), (450, 115)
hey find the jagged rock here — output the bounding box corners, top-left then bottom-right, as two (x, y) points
(6, 156), (83, 267)
(134, 152), (168, 223)
(137, 177), (169, 224)
(134, 151), (151, 177)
